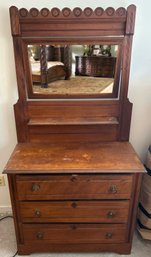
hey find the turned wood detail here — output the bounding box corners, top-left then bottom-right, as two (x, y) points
(17, 6), (127, 19)
(63, 45), (71, 79)
(40, 45), (48, 88)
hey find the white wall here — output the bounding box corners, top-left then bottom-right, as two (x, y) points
(0, 0), (151, 207)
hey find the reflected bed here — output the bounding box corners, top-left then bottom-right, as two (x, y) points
(31, 60), (67, 84)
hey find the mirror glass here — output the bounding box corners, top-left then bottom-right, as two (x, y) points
(27, 44), (120, 98)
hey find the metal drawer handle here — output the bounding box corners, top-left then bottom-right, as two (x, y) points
(36, 232), (44, 240)
(106, 232), (113, 239)
(107, 211), (115, 218)
(31, 183), (40, 192)
(34, 209), (41, 217)
(109, 185), (117, 194)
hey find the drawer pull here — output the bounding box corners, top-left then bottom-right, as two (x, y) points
(71, 175), (77, 182)
(71, 202), (77, 208)
(36, 232), (44, 240)
(109, 185), (117, 194)
(107, 211), (115, 218)
(31, 184), (40, 192)
(34, 209), (41, 217)
(106, 232), (113, 239)
(71, 225), (77, 230)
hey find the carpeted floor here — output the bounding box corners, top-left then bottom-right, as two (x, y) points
(0, 217), (151, 257)
(33, 76), (113, 95)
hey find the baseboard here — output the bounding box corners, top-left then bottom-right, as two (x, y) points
(0, 206), (12, 218)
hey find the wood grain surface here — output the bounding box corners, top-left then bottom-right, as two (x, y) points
(4, 142), (144, 173)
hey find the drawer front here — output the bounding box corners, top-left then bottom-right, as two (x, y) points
(22, 224), (127, 244)
(19, 200), (130, 223)
(16, 174), (133, 200)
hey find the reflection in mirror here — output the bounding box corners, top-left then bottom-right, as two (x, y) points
(27, 44), (119, 97)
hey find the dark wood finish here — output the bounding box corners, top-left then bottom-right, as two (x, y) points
(75, 56), (116, 77)
(4, 4), (145, 256)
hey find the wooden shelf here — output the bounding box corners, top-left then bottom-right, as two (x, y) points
(28, 117), (119, 126)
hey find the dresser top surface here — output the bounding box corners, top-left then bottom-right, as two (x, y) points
(4, 142), (144, 174)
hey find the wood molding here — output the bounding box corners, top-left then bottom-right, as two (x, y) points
(9, 6), (20, 36)
(126, 5), (136, 35)
(9, 6), (130, 37)
(17, 7), (127, 19)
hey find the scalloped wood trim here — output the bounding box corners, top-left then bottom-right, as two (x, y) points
(10, 6), (128, 19)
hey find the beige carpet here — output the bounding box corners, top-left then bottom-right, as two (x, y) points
(0, 217), (151, 257)
(33, 76), (113, 95)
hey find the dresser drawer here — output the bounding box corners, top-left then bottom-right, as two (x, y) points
(16, 174), (133, 200)
(22, 224), (127, 244)
(19, 200), (130, 223)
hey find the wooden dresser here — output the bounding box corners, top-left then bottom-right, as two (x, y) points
(75, 56), (116, 77)
(4, 142), (144, 254)
(4, 4), (144, 255)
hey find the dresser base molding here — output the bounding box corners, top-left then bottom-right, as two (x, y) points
(17, 243), (132, 255)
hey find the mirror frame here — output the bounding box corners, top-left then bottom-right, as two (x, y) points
(9, 5), (136, 142)
(10, 5), (135, 101)
(22, 38), (123, 99)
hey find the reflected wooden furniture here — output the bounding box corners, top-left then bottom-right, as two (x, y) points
(31, 45), (71, 87)
(4, 4), (145, 256)
(75, 56), (116, 77)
